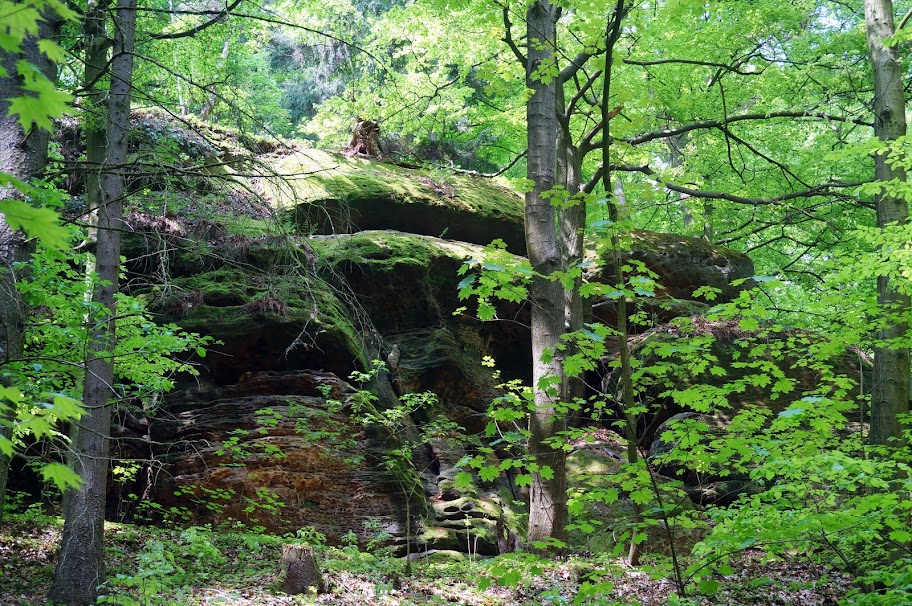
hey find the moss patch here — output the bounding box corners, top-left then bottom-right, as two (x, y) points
(260, 150), (525, 253)
(312, 230), (482, 271)
(263, 150), (521, 218)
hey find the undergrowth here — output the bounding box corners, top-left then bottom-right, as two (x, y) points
(1, 509), (853, 606)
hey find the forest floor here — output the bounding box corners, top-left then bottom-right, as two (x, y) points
(0, 511), (854, 606)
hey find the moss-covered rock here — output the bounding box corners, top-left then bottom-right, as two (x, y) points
(261, 150), (526, 254)
(589, 230), (754, 304)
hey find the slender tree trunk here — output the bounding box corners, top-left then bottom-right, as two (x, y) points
(598, 0), (640, 565)
(198, 37), (230, 120)
(865, 0), (910, 447)
(556, 85), (587, 422)
(48, 0), (134, 602)
(525, 0), (569, 546)
(83, 0), (112, 246)
(0, 11), (59, 521)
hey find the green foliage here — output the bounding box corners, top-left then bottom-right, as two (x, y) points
(457, 240), (532, 321)
(98, 526), (238, 605)
(0, 177), (69, 249)
(11, 246), (213, 400)
(0, 244), (212, 494)
(0, 0), (76, 130)
(347, 361), (462, 502)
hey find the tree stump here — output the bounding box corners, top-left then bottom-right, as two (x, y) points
(278, 544), (325, 595)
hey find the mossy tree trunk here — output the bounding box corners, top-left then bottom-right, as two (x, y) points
(524, 0), (570, 546)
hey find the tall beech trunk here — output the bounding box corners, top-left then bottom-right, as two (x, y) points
(48, 0), (135, 602)
(864, 0), (910, 447)
(0, 12), (59, 521)
(525, 0), (569, 546)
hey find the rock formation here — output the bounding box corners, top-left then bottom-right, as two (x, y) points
(68, 114), (808, 554)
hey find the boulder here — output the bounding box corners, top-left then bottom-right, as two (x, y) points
(588, 231), (754, 303)
(97, 117), (790, 558)
(587, 231), (754, 328)
(566, 428), (702, 555)
(263, 149), (527, 254)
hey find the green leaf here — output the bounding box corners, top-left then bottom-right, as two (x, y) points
(514, 473), (532, 487)
(889, 529), (912, 542)
(0, 198), (68, 249)
(478, 577), (491, 591)
(0, 385), (24, 404)
(7, 68), (72, 132)
(455, 471), (473, 490)
(698, 579), (720, 595)
(0, 434), (13, 457)
(457, 275), (475, 290)
(778, 407), (805, 418)
(477, 302), (495, 321)
(0, 6), (42, 39)
(39, 462), (82, 491)
(51, 394), (83, 421)
(497, 570), (521, 587)
(739, 317), (759, 332)
(37, 39), (67, 62)
(479, 465), (500, 482)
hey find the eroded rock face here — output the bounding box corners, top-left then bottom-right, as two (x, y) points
(150, 371), (406, 542)
(264, 149), (527, 254)
(143, 369), (520, 554)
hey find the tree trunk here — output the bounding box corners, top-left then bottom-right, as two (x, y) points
(524, 0), (569, 546)
(82, 0), (112, 246)
(599, 0), (640, 565)
(555, 83), (587, 424)
(198, 37), (230, 121)
(48, 0), (134, 602)
(864, 0), (910, 447)
(0, 11), (59, 521)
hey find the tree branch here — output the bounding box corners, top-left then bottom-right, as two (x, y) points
(150, 0), (244, 41)
(566, 68), (601, 119)
(501, 4), (526, 65)
(611, 162), (867, 206)
(559, 51), (591, 83)
(614, 111), (872, 146)
(453, 149), (527, 177)
(623, 56), (764, 76)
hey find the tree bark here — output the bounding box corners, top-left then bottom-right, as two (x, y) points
(278, 544), (325, 595)
(555, 78), (587, 431)
(82, 0), (112, 245)
(48, 0), (134, 602)
(524, 0), (569, 546)
(864, 0), (910, 447)
(0, 10), (59, 522)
